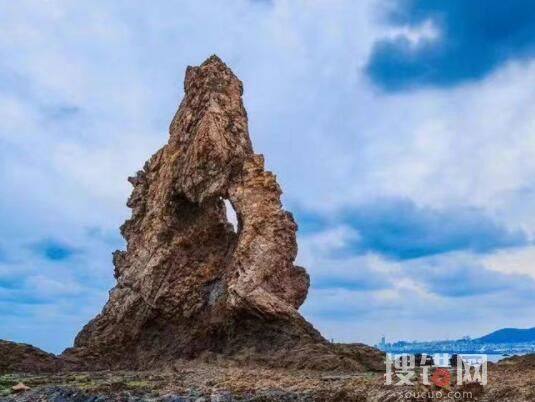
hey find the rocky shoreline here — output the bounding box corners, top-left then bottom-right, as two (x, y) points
(2, 356), (535, 401)
(0, 364), (387, 402)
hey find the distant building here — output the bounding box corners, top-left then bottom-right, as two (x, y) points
(376, 336), (388, 350)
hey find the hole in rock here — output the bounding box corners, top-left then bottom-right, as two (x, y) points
(224, 199), (238, 232)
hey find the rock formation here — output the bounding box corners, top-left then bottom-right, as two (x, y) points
(59, 56), (382, 371)
(0, 340), (59, 374)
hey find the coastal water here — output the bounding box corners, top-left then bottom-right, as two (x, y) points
(486, 353), (512, 362)
(387, 352), (514, 364)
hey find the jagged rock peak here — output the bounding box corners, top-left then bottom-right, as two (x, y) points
(169, 54), (252, 202)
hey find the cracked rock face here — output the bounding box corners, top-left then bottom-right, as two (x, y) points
(60, 56), (382, 371)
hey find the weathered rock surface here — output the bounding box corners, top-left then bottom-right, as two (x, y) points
(6, 360), (533, 402)
(0, 341), (58, 374)
(0, 365), (406, 402)
(40, 56), (380, 372)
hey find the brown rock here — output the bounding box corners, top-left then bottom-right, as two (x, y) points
(11, 382), (30, 393)
(60, 56), (382, 371)
(0, 340), (58, 374)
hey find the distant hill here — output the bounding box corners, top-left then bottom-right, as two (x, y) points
(475, 327), (535, 343)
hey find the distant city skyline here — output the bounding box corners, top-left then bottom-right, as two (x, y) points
(377, 326), (535, 356)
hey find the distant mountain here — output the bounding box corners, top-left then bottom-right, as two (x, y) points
(475, 327), (535, 343)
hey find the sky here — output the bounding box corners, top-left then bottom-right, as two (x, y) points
(2, 0), (535, 354)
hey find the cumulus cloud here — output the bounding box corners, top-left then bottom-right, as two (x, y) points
(406, 253), (535, 298)
(299, 229), (535, 344)
(29, 239), (80, 261)
(482, 246), (535, 280)
(366, 0), (535, 90)
(297, 198), (528, 260)
(0, 234), (115, 353)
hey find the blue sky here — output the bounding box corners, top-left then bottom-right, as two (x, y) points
(2, 0), (535, 354)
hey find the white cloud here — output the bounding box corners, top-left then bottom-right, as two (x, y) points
(382, 19), (440, 47)
(483, 246), (535, 279)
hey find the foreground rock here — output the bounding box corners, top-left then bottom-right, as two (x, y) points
(0, 365), (403, 401)
(58, 56), (382, 372)
(4, 358), (535, 401)
(0, 341), (59, 374)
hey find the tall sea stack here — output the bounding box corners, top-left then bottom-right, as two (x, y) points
(61, 56), (381, 371)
